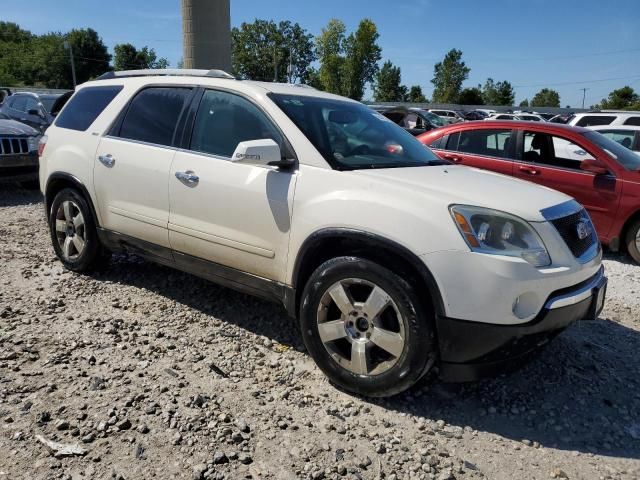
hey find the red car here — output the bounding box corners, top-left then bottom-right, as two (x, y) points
(418, 121), (640, 263)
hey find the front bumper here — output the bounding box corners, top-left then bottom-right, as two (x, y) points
(0, 152), (39, 181)
(437, 266), (607, 382)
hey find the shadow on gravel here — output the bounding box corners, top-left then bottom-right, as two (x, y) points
(375, 317), (640, 460)
(91, 253), (640, 461)
(0, 183), (43, 207)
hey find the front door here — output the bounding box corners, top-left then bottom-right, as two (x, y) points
(168, 89), (296, 282)
(94, 86), (194, 254)
(514, 130), (621, 238)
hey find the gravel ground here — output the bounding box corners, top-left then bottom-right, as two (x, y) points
(0, 184), (639, 480)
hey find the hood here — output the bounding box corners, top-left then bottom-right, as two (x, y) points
(356, 165), (573, 222)
(0, 119), (39, 136)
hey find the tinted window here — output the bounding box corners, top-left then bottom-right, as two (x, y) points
(576, 115), (615, 127)
(25, 97), (39, 112)
(56, 86), (123, 131)
(522, 132), (594, 170)
(11, 96), (27, 112)
(270, 93), (444, 170)
(119, 87), (191, 146)
(40, 95), (60, 113)
(190, 90), (283, 158)
(451, 129), (512, 158)
(425, 136), (442, 149)
(623, 117), (640, 126)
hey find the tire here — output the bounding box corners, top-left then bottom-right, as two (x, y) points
(625, 219), (640, 265)
(299, 256), (437, 397)
(48, 188), (107, 272)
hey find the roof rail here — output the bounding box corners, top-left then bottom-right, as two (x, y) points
(96, 69), (235, 81)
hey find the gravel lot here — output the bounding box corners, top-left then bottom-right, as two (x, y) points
(1, 184), (639, 480)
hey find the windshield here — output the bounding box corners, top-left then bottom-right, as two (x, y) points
(270, 94), (444, 170)
(583, 131), (640, 171)
(419, 110), (446, 127)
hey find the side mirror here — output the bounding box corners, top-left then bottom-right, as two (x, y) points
(231, 139), (294, 169)
(28, 108), (43, 117)
(581, 159), (609, 175)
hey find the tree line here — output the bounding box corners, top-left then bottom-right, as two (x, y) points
(2, 19), (638, 110)
(0, 21), (168, 88)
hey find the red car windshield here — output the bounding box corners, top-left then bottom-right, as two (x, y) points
(583, 131), (640, 171)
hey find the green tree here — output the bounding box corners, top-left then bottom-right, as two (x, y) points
(431, 49), (469, 103)
(530, 88), (561, 107)
(482, 78), (515, 105)
(373, 61), (403, 102)
(316, 19), (347, 95)
(231, 20), (315, 83)
(66, 28), (111, 82)
(408, 85), (427, 103)
(597, 86), (639, 110)
(113, 43), (168, 71)
(342, 19), (381, 100)
(458, 87), (484, 105)
(0, 22), (34, 86)
(519, 99), (529, 108)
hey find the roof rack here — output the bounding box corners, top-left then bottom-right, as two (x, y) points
(96, 69), (235, 81)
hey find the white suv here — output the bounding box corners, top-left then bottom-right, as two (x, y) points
(40, 69), (607, 397)
(568, 111), (640, 128)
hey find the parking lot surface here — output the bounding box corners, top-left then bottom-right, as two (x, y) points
(0, 185), (639, 480)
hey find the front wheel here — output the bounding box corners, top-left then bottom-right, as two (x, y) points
(625, 219), (640, 264)
(299, 257), (437, 397)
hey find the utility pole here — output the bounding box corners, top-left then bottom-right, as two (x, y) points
(63, 41), (77, 88)
(287, 47), (294, 84)
(580, 88), (589, 109)
(273, 44), (278, 82)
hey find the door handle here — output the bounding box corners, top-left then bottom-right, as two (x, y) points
(519, 165), (539, 175)
(443, 154), (462, 163)
(98, 154), (115, 168)
(175, 170), (199, 186)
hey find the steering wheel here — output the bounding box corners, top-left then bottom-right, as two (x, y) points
(349, 144), (371, 156)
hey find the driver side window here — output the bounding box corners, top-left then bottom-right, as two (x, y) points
(190, 90), (284, 159)
(522, 132), (594, 170)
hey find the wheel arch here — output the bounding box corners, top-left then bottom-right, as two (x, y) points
(291, 228), (445, 319)
(44, 172), (100, 226)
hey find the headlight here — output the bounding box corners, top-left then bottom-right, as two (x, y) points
(28, 136), (41, 152)
(450, 205), (551, 267)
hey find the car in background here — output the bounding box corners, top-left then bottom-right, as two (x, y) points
(587, 125), (640, 154)
(0, 91), (72, 133)
(371, 105), (444, 135)
(418, 120), (640, 264)
(462, 110), (488, 121)
(537, 113), (557, 121)
(0, 111), (41, 187)
(567, 111), (640, 128)
(428, 109), (465, 124)
(549, 113), (573, 124)
(485, 113), (520, 121)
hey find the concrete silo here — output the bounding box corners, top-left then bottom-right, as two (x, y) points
(182, 0), (232, 71)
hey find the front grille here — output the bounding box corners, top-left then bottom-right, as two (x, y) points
(550, 209), (597, 259)
(0, 137), (29, 156)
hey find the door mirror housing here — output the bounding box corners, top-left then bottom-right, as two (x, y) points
(28, 108), (42, 117)
(231, 139), (294, 169)
(581, 159), (609, 175)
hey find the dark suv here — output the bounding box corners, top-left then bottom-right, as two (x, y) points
(0, 111), (41, 186)
(0, 91), (71, 133)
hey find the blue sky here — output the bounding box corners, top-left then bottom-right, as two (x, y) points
(3, 0), (640, 107)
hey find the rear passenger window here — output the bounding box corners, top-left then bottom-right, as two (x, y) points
(576, 116), (615, 127)
(624, 117), (640, 126)
(56, 86), (123, 131)
(451, 129), (512, 158)
(190, 90), (284, 158)
(118, 87), (192, 146)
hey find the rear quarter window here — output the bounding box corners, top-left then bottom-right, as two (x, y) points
(575, 115), (615, 127)
(623, 117), (640, 126)
(55, 86), (123, 131)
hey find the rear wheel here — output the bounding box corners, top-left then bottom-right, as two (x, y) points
(49, 188), (107, 272)
(625, 219), (640, 264)
(299, 256), (437, 397)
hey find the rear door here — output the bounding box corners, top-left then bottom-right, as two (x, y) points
(94, 86), (194, 255)
(437, 127), (515, 176)
(514, 129), (621, 238)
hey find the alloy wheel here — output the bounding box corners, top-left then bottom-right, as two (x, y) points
(54, 200), (86, 261)
(316, 278), (406, 376)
